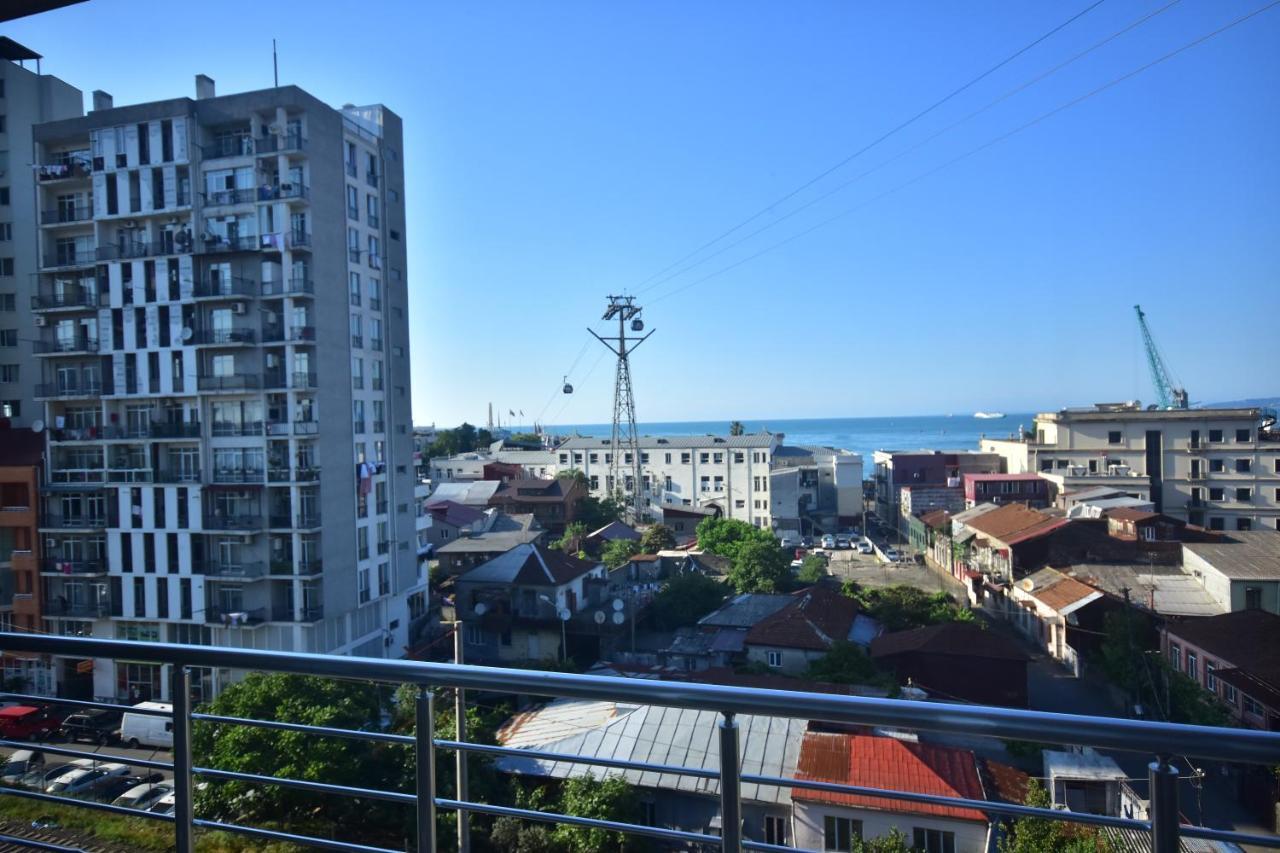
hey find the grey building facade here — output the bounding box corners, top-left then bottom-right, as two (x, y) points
(30, 76), (422, 699)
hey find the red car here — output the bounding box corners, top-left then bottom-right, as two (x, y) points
(0, 705), (66, 742)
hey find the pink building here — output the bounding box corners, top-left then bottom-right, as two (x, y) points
(963, 473), (1052, 509)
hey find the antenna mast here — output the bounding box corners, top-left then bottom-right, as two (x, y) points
(589, 296), (654, 521)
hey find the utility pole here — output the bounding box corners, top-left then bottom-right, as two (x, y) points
(452, 622), (470, 852)
(589, 296), (654, 522)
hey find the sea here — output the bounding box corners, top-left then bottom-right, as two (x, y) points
(541, 414), (1039, 463)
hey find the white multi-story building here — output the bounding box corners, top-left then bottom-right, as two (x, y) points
(30, 76), (423, 701)
(982, 404), (1280, 532)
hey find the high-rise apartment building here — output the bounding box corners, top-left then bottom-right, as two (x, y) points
(30, 76), (423, 700)
(0, 40), (84, 425)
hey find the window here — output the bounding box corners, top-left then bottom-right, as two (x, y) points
(1186, 651), (1198, 681)
(0, 258), (12, 277)
(1108, 430), (1122, 444)
(1168, 642), (1181, 671)
(1209, 487), (1224, 502)
(1243, 694), (1264, 716)
(700, 452), (709, 464)
(823, 816), (861, 851)
(734, 452), (744, 463)
(1236, 458), (1251, 473)
(1205, 660), (1217, 692)
(1236, 428), (1251, 442)
(681, 452), (691, 464)
(367, 234), (381, 267)
(1209, 429), (1224, 443)
(349, 271), (361, 305)
(369, 278), (381, 311)
(367, 194), (380, 228)
(1237, 519), (1251, 531)
(766, 650), (782, 668)
(0, 293), (12, 311)
(0, 365), (16, 383)
(913, 828), (956, 853)
(0, 188), (8, 206)
(0, 329), (16, 347)
(1209, 458), (1225, 473)
(1245, 586), (1262, 610)
(358, 566), (371, 603)
(346, 185), (359, 220)
(764, 815), (788, 846)
(1236, 487), (1251, 502)
(347, 226), (360, 261)
(1209, 517), (1224, 531)
(1223, 682), (1238, 705)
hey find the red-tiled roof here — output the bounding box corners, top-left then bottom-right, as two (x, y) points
(1104, 507), (1160, 523)
(918, 509), (952, 530)
(964, 504), (1057, 543)
(793, 732), (988, 822)
(980, 758), (1030, 805)
(870, 623), (1029, 662)
(745, 584), (859, 651)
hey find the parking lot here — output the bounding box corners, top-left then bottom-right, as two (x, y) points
(822, 548), (961, 594)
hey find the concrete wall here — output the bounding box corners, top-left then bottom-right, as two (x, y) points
(745, 643), (825, 676)
(1184, 548), (1280, 614)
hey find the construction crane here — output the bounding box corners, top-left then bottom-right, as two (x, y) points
(1134, 304), (1188, 410)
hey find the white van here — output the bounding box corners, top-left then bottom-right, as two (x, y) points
(119, 702), (173, 750)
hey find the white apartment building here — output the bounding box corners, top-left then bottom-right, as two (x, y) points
(30, 77), (423, 701)
(982, 404), (1280, 532)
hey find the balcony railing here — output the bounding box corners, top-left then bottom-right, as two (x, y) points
(39, 558), (107, 575)
(156, 468), (202, 484)
(261, 276), (314, 297)
(40, 600), (111, 619)
(32, 337), (100, 355)
(256, 133), (306, 155)
(202, 188), (257, 207)
(201, 136), (254, 159)
(211, 420), (264, 437)
(211, 467), (265, 485)
(202, 513), (263, 531)
(270, 605), (324, 623)
(198, 234), (260, 254)
(197, 374), (261, 392)
(204, 607), (267, 626)
(31, 288), (104, 310)
(193, 276), (256, 298)
(0, 633), (1276, 853)
(41, 205), (94, 224)
(41, 249), (97, 269)
(191, 328), (256, 345)
(199, 561), (266, 580)
(38, 513), (108, 530)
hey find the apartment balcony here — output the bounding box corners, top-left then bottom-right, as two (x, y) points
(95, 241), (171, 262)
(372, 420), (386, 434)
(198, 561), (267, 581)
(0, 632), (1276, 853)
(267, 466), (320, 484)
(201, 188), (257, 208)
(286, 231), (311, 251)
(205, 606), (267, 627)
(261, 277), (314, 298)
(376, 541), (390, 556)
(275, 183), (309, 202)
(270, 559), (323, 577)
(198, 234), (260, 254)
(31, 287), (105, 312)
(211, 421), (264, 437)
(197, 374), (261, 393)
(192, 276), (256, 299)
(292, 371), (318, 390)
(270, 604), (324, 623)
(39, 558), (107, 576)
(211, 467), (265, 485)
(201, 136), (254, 160)
(261, 325), (315, 344)
(256, 133), (306, 155)
(38, 513), (108, 532)
(190, 328), (256, 346)
(202, 513), (263, 532)
(266, 420), (318, 437)
(32, 338), (100, 357)
(105, 467), (153, 484)
(155, 468), (202, 484)
(40, 249), (98, 270)
(36, 158), (92, 182)
(45, 468), (106, 489)
(40, 205), (94, 226)
(41, 598), (111, 619)
(147, 422), (203, 439)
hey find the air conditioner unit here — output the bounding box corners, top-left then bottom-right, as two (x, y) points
(34, 316), (48, 327)
(231, 302), (247, 315)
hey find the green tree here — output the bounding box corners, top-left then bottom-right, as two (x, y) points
(795, 554), (827, 584)
(553, 773), (639, 852)
(639, 524), (677, 553)
(552, 521), (588, 552)
(456, 422), (477, 452)
(852, 828), (913, 852)
(650, 572), (728, 630)
(727, 538), (790, 593)
(1001, 779), (1112, 852)
(729, 420), (745, 436)
(805, 640), (882, 685)
(476, 427), (494, 449)
(696, 517), (777, 563)
(843, 584), (973, 631)
(577, 495), (624, 530)
(601, 538), (641, 569)
(560, 468), (588, 486)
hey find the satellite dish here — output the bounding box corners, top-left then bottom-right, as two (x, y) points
(612, 598), (624, 612)
(557, 607), (571, 621)
(31, 419), (45, 433)
(611, 612), (625, 625)
(474, 602), (488, 616)
(594, 611), (606, 625)
(181, 327), (194, 342)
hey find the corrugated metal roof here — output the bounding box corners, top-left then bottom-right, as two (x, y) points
(494, 699), (807, 805)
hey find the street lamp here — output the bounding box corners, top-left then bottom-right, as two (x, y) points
(538, 594), (569, 663)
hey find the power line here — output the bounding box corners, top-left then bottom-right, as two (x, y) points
(631, 0), (1110, 295)
(635, 0), (1185, 295)
(648, 0), (1280, 307)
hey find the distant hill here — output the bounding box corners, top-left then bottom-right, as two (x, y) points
(1203, 396), (1280, 409)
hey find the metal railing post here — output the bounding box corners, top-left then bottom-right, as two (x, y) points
(1149, 754), (1180, 853)
(719, 711), (741, 853)
(170, 664), (195, 853)
(454, 626), (471, 852)
(416, 687), (437, 853)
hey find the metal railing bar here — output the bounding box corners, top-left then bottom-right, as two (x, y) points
(192, 818), (401, 853)
(435, 738), (721, 780)
(0, 692), (172, 717)
(0, 785), (175, 823)
(0, 738), (174, 771)
(1180, 824), (1280, 849)
(436, 798), (722, 845)
(0, 832), (84, 852)
(3, 635), (1275, 765)
(742, 840), (813, 853)
(744, 772), (1152, 832)
(192, 712), (415, 745)
(193, 767), (416, 805)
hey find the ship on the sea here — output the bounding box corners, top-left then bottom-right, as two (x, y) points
(973, 411), (1006, 419)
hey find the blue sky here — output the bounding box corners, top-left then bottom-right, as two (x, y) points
(13, 1), (1279, 426)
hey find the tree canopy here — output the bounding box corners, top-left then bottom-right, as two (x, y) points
(639, 524), (677, 553)
(842, 583), (974, 631)
(1000, 779), (1113, 852)
(795, 554), (828, 584)
(805, 640), (883, 686)
(729, 420), (745, 436)
(500, 773), (638, 853)
(651, 572), (728, 630)
(727, 538), (791, 593)
(696, 517), (777, 562)
(601, 538), (641, 569)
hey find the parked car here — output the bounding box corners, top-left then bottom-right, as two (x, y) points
(45, 763), (129, 799)
(857, 541), (874, 554)
(60, 709), (122, 745)
(0, 705), (65, 742)
(111, 778), (171, 811)
(835, 534), (851, 549)
(778, 536), (799, 550)
(883, 547), (901, 562)
(0, 749), (43, 785)
(821, 534), (837, 549)
(149, 789), (176, 815)
(800, 536), (814, 548)
(119, 702), (174, 750)
(23, 759), (93, 790)
(789, 559), (805, 570)
(92, 772), (162, 805)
